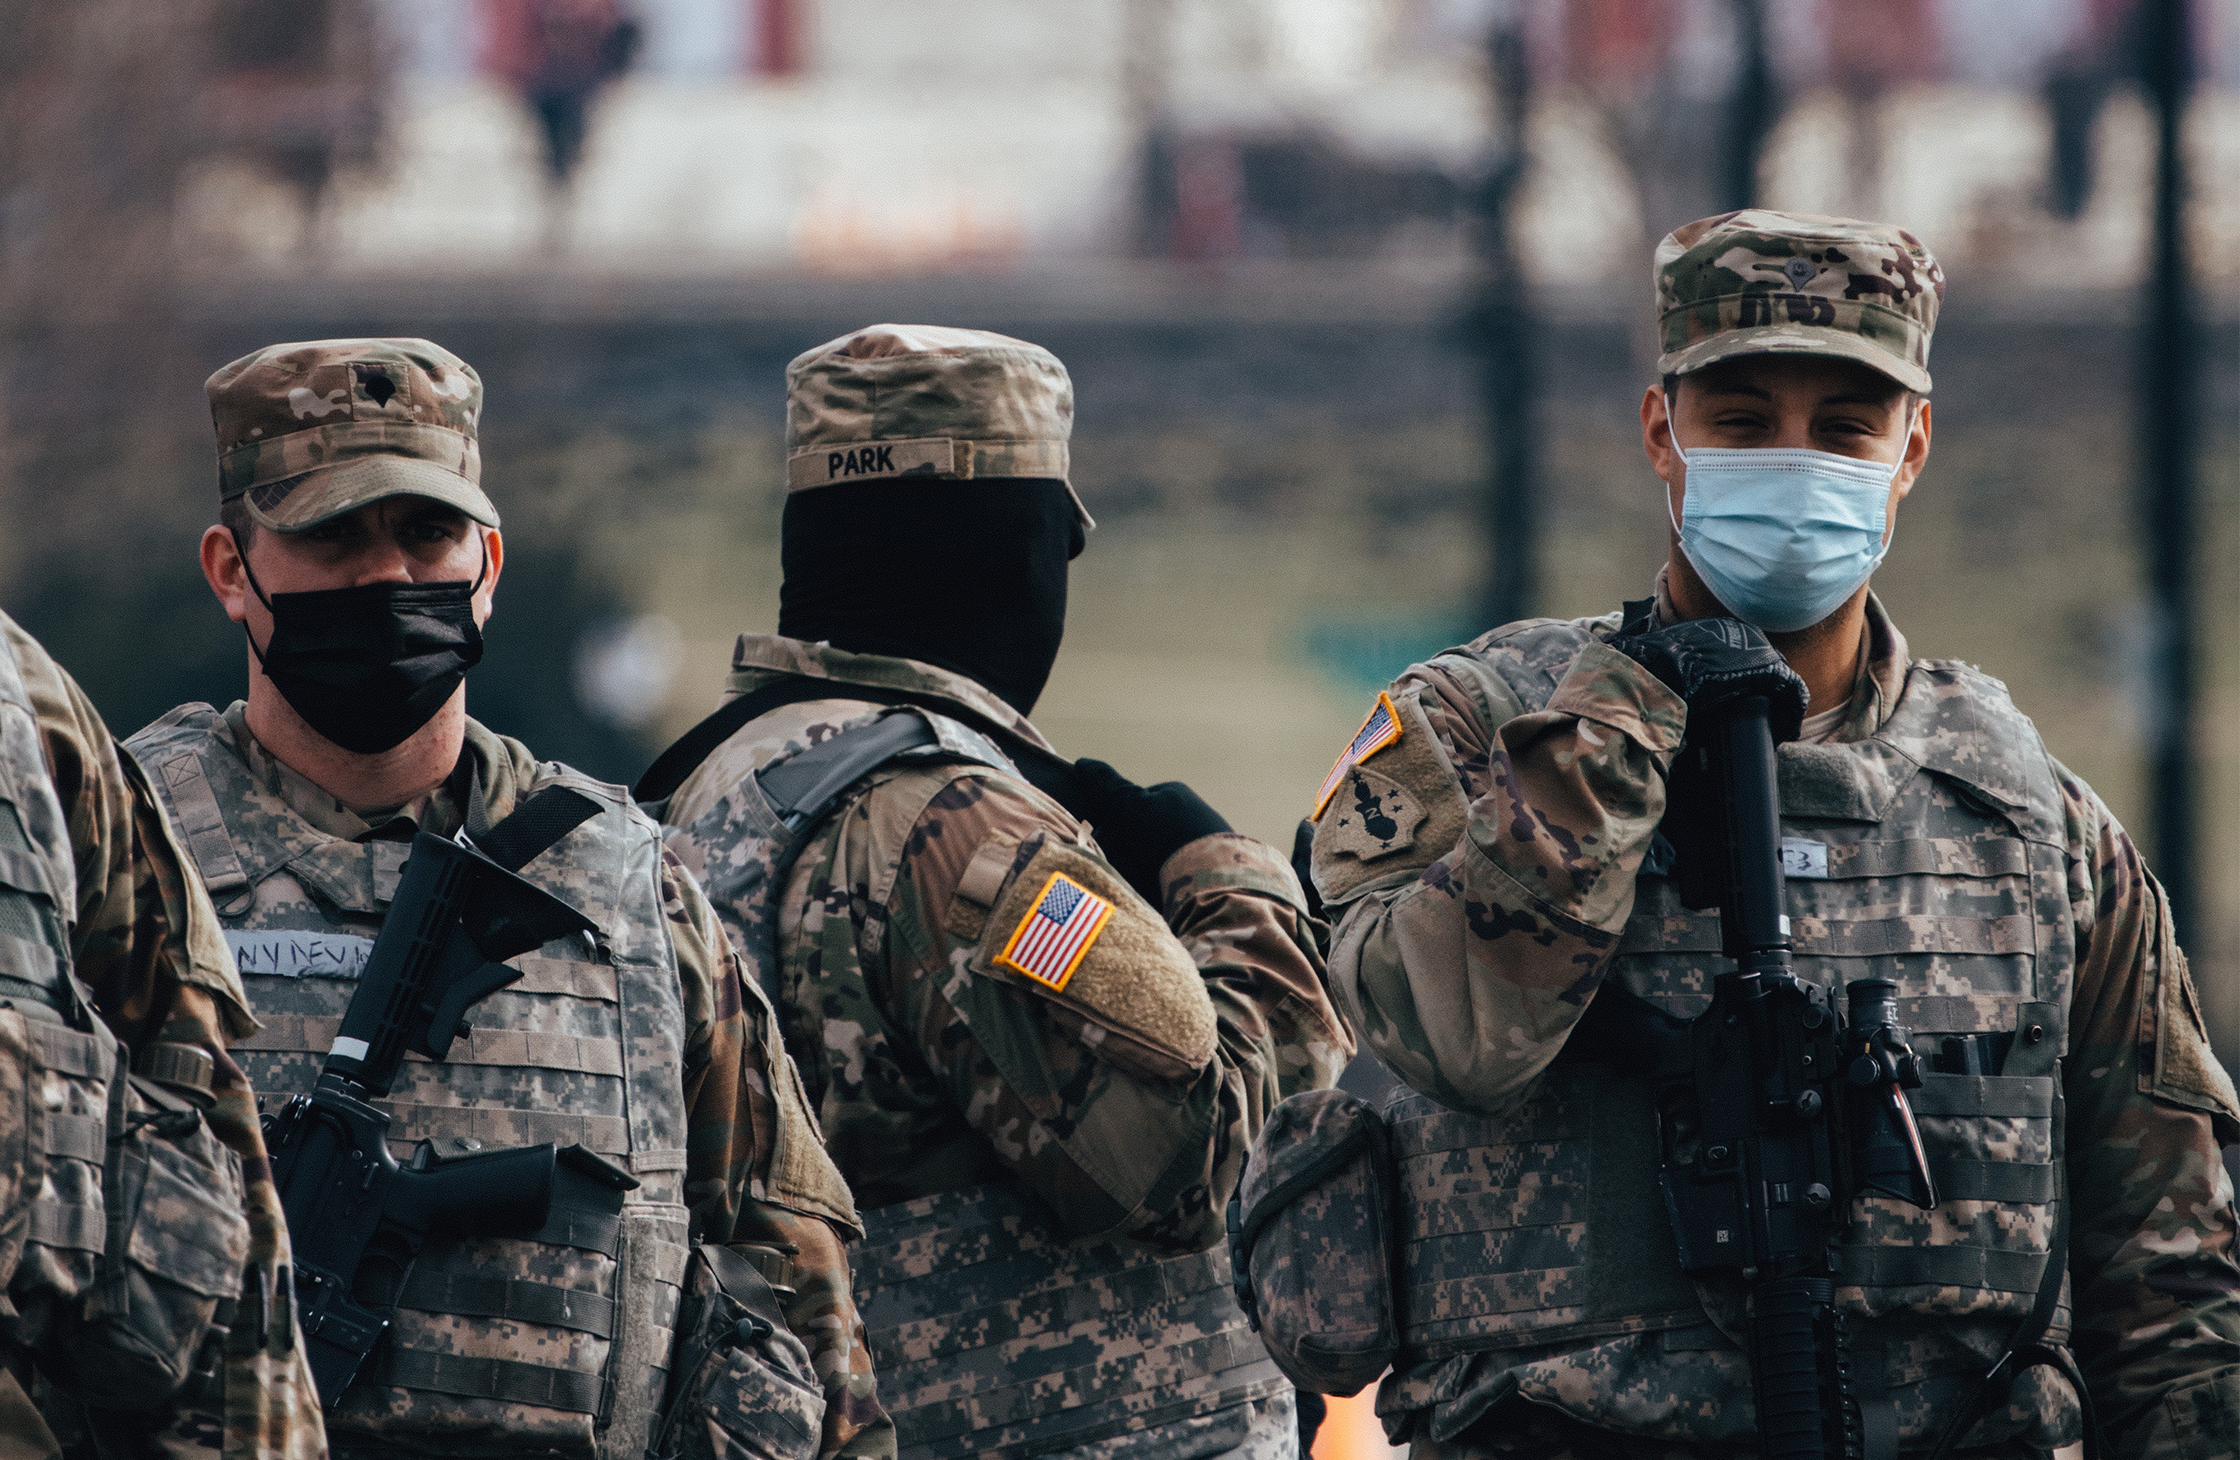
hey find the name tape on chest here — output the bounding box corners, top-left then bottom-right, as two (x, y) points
(1313, 692), (1404, 820)
(995, 871), (1114, 993)
(1780, 836), (1830, 880)
(786, 436), (954, 490)
(226, 929), (375, 980)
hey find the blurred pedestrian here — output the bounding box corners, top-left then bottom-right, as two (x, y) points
(129, 337), (885, 1460)
(642, 324), (1353, 1460)
(0, 612), (323, 1458)
(1293, 211), (2240, 1454)
(484, 0), (640, 244)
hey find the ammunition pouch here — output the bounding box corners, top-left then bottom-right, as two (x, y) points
(59, 1069), (250, 1414)
(652, 1244), (823, 1460)
(1227, 1088), (1401, 1397)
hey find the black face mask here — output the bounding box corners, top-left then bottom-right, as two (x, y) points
(778, 478), (1080, 715)
(243, 546), (487, 755)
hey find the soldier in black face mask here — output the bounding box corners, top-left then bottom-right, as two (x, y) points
(127, 338), (883, 1460)
(644, 324), (1348, 1460)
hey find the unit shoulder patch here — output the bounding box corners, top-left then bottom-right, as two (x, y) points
(1313, 692), (1404, 820)
(971, 839), (1217, 1079)
(1311, 689), (1469, 908)
(1319, 762), (1428, 863)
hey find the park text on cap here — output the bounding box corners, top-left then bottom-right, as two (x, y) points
(784, 323), (1095, 531)
(1654, 209), (1944, 394)
(206, 337), (499, 534)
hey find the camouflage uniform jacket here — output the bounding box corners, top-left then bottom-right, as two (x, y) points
(124, 703), (876, 1460)
(663, 635), (1351, 1251)
(4, 617), (324, 1460)
(1314, 593), (2240, 1457)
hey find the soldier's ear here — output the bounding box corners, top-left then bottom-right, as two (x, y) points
(1891, 397), (1931, 503)
(471, 528), (504, 625)
(200, 524), (253, 625)
(1641, 382), (1681, 489)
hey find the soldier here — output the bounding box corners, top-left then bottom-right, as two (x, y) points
(645, 324), (1353, 1460)
(125, 337), (887, 1460)
(0, 613), (322, 1459)
(1307, 211), (2240, 1456)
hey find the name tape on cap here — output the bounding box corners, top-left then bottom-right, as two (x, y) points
(788, 437), (955, 490)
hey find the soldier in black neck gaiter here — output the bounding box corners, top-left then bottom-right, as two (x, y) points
(776, 476), (1084, 715)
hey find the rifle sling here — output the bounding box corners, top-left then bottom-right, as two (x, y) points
(472, 787), (605, 874)
(635, 676), (1083, 815)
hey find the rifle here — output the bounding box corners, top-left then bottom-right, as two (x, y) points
(264, 829), (629, 1408)
(1586, 692), (1936, 1459)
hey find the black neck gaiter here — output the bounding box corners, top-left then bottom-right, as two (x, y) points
(778, 478), (1081, 715)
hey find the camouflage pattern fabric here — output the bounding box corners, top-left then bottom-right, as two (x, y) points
(0, 615), (323, 1460)
(654, 1245), (825, 1460)
(1315, 592), (2240, 1457)
(783, 325), (1092, 529)
(1655, 210), (1944, 392)
(1229, 1088), (1400, 1398)
(662, 635), (1352, 1459)
(125, 705), (875, 1460)
(204, 337), (495, 534)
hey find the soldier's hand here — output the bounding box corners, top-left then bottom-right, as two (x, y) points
(1072, 760), (1233, 907)
(1607, 616), (1809, 744)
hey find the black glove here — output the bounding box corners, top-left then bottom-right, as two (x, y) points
(1071, 759), (1233, 907)
(1291, 818), (1327, 925)
(1607, 616), (1809, 744)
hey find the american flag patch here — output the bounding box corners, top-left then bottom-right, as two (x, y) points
(1312, 692), (1403, 820)
(996, 872), (1114, 993)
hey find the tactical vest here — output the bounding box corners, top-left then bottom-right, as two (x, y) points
(129, 706), (692, 1460)
(1390, 658), (2076, 1436)
(673, 703), (1287, 1460)
(0, 626), (112, 1344)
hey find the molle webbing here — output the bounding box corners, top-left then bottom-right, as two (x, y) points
(1390, 1069), (1700, 1358)
(398, 1271), (617, 1338)
(378, 1349), (607, 1414)
(855, 1182), (1286, 1460)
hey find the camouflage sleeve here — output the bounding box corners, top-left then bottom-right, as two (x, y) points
(2057, 766), (2240, 1454)
(7, 625), (320, 1458)
(4, 618), (253, 1039)
(665, 848), (891, 1460)
(1160, 832), (1351, 1108)
(868, 775), (1342, 1253)
(1322, 643), (1687, 1116)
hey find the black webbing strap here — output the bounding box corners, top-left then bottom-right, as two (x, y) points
(635, 677), (1085, 815)
(473, 787), (605, 874)
(758, 713), (940, 825)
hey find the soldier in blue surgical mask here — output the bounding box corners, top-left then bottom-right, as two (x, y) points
(1299, 212), (2240, 1455)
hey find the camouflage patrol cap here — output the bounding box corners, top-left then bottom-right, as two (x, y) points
(1656, 210), (1944, 393)
(205, 338), (497, 533)
(784, 324), (1094, 530)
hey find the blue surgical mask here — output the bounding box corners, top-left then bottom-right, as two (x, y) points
(1668, 418), (1908, 633)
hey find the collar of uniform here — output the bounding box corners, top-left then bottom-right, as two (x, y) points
(221, 702), (521, 843)
(1647, 572), (1911, 744)
(725, 633), (1057, 753)
(1840, 595), (1910, 744)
